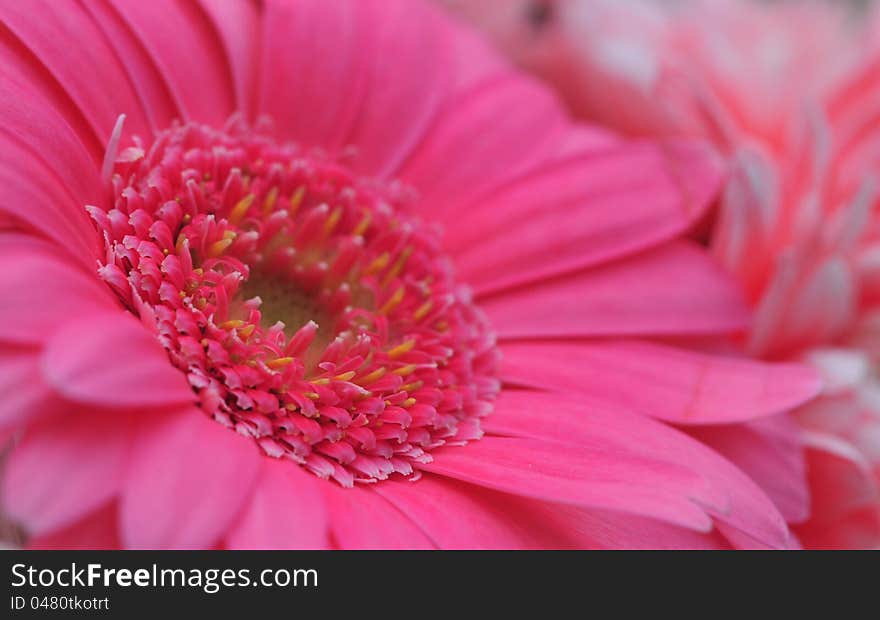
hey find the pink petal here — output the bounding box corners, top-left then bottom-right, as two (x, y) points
(374, 476), (583, 549)
(0, 344), (51, 430)
(258, 0), (371, 153)
(0, 82), (101, 266)
(322, 484), (435, 550)
(399, 76), (570, 213)
(196, 0), (260, 119)
(482, 241), (751, 339)
(421, 435), (719, 532)
(375, 475), (729, 549)
(121, 408), (262, 549)
(558, 506), (731, 550)
(0, 0), (152, 144)
(0, 243), (115, 345)
(42, 310), (195, 409)
(451, 139), (723, 295)
(688, 415), (809, 523)
(109, 0), (235, 125)
(79, 0), (177, 129)
(0, 135), (98, 266)
(0, 28), (100, 162)
(342, 0), (455, 178)
(28, 502), (121, 550)
(501, 340), (821, 424)
(3, 410), (134, 535)
(0, 73), (100, 199)
(481, 390), (792, 548)
(226, 459), (330, 550)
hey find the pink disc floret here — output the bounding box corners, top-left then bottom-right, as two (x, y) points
(90, 119), (500, 487)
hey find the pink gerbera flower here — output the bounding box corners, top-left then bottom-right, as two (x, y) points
(439, 0), (880, 547)
(0, 0), (819, 549)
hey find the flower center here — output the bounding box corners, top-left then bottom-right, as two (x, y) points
(91, 120), (500, 486)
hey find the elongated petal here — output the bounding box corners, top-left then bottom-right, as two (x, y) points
(109, 0), (235, 125)
(121, 408), (262, 549)
(480, 390), (792, 548)
(79, 0), (177, 129)
(374, 476), (583, 549)
(258, 0), (371, 152)
(42, 311), (195, 409)
(322, 484), (435, 550)
(0, 345), (51, 429)
(341, 0), (454, 178)
(0, 243), (114, 345)
(197, 0), (260, 119)
(421, 435), (720, 532)
(688, 416), (809, 523)
(375, 476), (729, 549)
(0, 0), (152, 142)
(501, 340), (820, 424)
(28, 503), (121, 550)
(226, 459), (330, 550)
(400, 73), (569, 212)
(3, 411), (134, 535)
(482, 241), (750, 339)
(0, 83), (100, 266)
(452, 139), (723, 295)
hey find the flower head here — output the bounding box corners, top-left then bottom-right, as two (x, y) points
(0, 0), (819, 549)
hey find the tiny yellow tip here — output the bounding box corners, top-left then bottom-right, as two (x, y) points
(365, 252), (391, 276)
(352, 211), (372, 237)
(228, 193), (255, 225)
(359, 367), (387, 385)
(413, 300), (433, 321)
(262, 186), (279, 215)
(322, 207), (343, 238)
(266, 356), (295, 369)
(392, 364), (417, 377)
(383, 247), (413, 286)
(207, 237), (234, 257)
(401, 380), (424, 393)
(289, 186), (306, 214)
(379, 286), (405, 315)
(387, 339), (416, 359)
